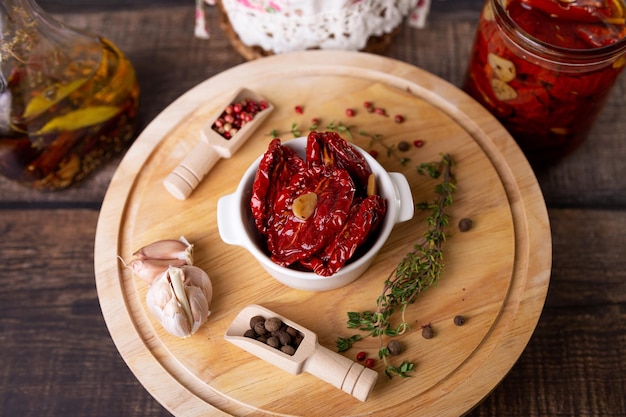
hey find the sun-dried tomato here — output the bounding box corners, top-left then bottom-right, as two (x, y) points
(301, 194), (387, 276)
(267, 164), (355, 266)
(250, 138), (306, 233)
(307, 131), (372, 194)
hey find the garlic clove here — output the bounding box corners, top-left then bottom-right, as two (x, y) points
(181, 265), (213, 306)
(133, 236), (194, 264)
(186, 285), (210, 334)
(128, 258), (187, 284)
(146, 270), (172, 310)
(162, 293), (192, 337)
(168, 266), (194, 331)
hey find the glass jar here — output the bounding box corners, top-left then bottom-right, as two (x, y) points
(0, 0), (139, 190)
(463, 0), (626, 166)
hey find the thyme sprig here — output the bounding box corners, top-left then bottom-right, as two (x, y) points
(359, 130), (410, 166)
(336, 153), (455, 378)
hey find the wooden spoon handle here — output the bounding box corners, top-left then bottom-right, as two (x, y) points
(304, 344), (378, 402)
(163, 140), (220, 200)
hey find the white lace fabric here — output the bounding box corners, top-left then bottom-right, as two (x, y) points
(219, 0), (418, 53)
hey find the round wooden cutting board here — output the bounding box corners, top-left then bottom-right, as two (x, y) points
(94, 51), (551, 417)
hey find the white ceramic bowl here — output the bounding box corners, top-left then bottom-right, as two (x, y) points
(217, 137), (414, 291)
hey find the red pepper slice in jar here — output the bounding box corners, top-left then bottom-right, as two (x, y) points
(306, 131), (372, 194)
(250, 138), (306, 234)
(519, 0), (612, 22)
(300, 194), (387, 276)
(575, 24), (623, 47)
(266, 164), (356, 267)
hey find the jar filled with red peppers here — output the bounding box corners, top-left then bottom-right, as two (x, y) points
(464, 0), (626, 166)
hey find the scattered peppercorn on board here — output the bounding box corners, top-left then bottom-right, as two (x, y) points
(95, 50), (551, 417)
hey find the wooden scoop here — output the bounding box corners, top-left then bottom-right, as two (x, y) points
(224, 304), (378, 402)
(163, 88), (274, 200)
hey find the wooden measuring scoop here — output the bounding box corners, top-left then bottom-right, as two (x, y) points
(224, 304), (378, 402)
(163, 88), (274, 200)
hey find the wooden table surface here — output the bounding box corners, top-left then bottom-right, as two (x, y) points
(1, 1), (624, 416)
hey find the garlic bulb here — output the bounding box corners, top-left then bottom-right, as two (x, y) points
(146, 265), (213, 338)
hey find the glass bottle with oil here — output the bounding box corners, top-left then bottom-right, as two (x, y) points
(0, 0), (140, 190)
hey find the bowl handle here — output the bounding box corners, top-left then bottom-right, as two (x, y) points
(389, 172), (414, 223)
(217, 193), (245, 246)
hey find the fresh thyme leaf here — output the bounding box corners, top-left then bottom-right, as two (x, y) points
(291, 122), (301, 137)
(336, 335), (362, 352)
(384, 361), (416, 379)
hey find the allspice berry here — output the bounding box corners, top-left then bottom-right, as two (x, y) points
(254, 321), (268, 336)
(458, 217), (473, 232)
(281, 345), (296, 355)
(422, 324), (434, 339)
(276, 331), (291, 346)
(264, 317), (282, 332)
(249, 315), (265, 329)
(266, 336), (280, 349)
(454, 315), (466, 326)
(387, 340), (403, 355)
(242, 315), (303, 356)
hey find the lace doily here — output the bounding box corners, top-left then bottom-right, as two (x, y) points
(210, 0), (425, 53)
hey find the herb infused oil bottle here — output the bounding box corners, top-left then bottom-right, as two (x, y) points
(463, 0), (626, 166)
(0, 0), (139, 190)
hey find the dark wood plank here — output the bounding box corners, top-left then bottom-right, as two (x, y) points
(0, 209), (171, 417)
(466, 207), (626, 416)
